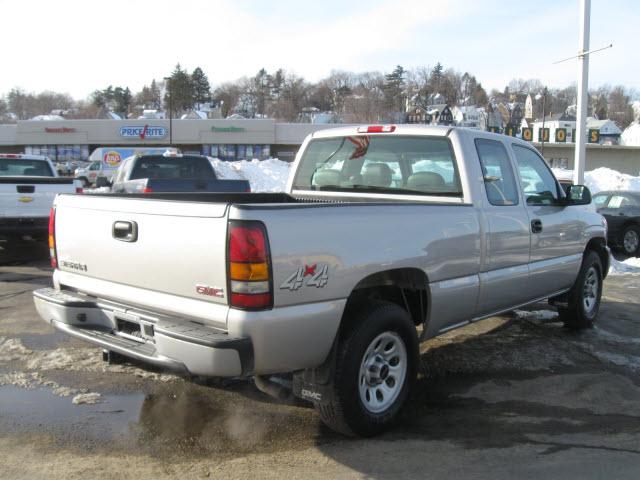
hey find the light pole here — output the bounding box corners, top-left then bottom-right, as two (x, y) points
(163, 77), (173, 147)
(539, 87), (548, 157)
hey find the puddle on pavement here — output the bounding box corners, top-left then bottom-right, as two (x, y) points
(0, 382), (326, 459)
(0, 386), (144, 442)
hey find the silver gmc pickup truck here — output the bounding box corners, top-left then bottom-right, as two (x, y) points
(34, 125), (608, 436)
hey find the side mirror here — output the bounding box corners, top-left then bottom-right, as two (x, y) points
(567, 184), (591, 205)
(95, 177), (112, 188)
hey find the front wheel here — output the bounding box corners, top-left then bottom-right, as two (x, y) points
(558, 251), (603, 329)
(620, 225), (640, 256)
(315, 301), (418, 436)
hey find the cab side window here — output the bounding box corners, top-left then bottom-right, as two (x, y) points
(512, 145), (560, 205)
(475, 139), (519, 206)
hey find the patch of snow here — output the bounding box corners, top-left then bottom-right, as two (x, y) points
(209, 158), (291, 192)
(621, 121), (640, 147)
(513, 310), (559, 321)
(83, 187), (111, 194)
(72, 392), (102, 405)
(0, 370), (102, 403)
(1, 336), (177, 382)
(609, 256), (640, 275)
(552, 167), (640, 193)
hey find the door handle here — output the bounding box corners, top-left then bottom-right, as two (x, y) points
(112, 221), (138, 242)
(531, 219), (543, 233)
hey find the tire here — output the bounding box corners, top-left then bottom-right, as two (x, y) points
(315, 301), (418, 437)
(79, 177), (89, 188)
(558, 251), (603, 329)
(620, 224), (640, 256)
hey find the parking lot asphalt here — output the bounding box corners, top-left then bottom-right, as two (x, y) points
(1, 242), (639, 479)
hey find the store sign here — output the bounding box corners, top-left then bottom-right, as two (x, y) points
(119, 125), (167, 139)
(522, 128), (533, 141)
(588, 128), (600, 143)
(44, 127), (76, 133)
(555, 128), (567, 143)
(211, 126), (246, 133)
(538, 128), (550, 142)
(504, 126), (518, 137)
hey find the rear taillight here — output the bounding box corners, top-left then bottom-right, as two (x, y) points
(142, 187), (153, 193)
(357, 125), (396, 133)
(75, 187), (83, 194)
(227, 221), (272, 309)
(48, 208), (57, 268)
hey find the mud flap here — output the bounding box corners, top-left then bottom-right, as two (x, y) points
(292, 340), (337, 405)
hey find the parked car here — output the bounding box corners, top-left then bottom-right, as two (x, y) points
(34, 125), (607, 436)
(592, 190), (640, 256)
(107, 152), (250, 193)
(0, 153), (81, 240)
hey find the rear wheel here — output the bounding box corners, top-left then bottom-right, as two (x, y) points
(558, 251), (603, 329)
(620, 225), (640, 256)
(315, 301), (418, 437)
(79, 177), (89, 188)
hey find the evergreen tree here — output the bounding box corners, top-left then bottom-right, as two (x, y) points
(191, 67), (211, 104)
(383, 65), (405, 113)
(165, 64), (195, 116)
(150, 79), (162, 109)
(430, 62), (444, 94)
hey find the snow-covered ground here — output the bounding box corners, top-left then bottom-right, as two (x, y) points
(609, 255), (640, 276)
(552, 167), (640, 193)
(209, 158), (291, 192)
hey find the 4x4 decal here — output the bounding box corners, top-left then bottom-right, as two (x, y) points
(280, 264), (329, 291)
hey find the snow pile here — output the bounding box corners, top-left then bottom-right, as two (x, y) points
(609, 256), (640, 275)
(552, 167), (640, 193)
(72, 392), (102, 405)
(209, 158), (291, 192)
(621, 121), (640, 147)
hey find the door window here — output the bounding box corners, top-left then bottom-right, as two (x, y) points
(512, 145), (560, 205)
(592, 194), (610, 208)
(475, 139), (519, 206)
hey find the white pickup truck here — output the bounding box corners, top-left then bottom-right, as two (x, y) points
(0, 154), (81, 241)
(33, 125), (608, 436)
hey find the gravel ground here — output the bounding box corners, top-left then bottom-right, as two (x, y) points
(1, 241), (639, 479)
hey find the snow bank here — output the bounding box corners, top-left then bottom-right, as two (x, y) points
(609, 256), (640, 276)
(552, 167), (640, 193)
(209, 158), (291, 192)
(621, 121), (640, 147)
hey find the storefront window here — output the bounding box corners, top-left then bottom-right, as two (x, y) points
(201, 144), (272, 161)
(25, 145), (89, 161)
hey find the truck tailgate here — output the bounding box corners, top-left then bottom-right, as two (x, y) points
(0, 177), (75, 218)
(54, 194), (230, 316)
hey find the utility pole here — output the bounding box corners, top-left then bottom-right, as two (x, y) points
(163, 77), (173, 147)
(540, 87), (548, 157)
(573, 0), (590, 185)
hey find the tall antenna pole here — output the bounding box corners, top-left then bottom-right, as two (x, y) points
(573, 0), (590, 185)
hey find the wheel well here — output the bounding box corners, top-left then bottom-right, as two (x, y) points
(585, 237), (609, 279)
(343, 268), (429, 328)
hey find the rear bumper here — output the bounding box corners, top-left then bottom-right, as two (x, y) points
(33, 288), (252, 377)
(0, 217), (48, 236)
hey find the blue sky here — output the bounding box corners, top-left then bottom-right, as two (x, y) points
(1, 0), (637, 99)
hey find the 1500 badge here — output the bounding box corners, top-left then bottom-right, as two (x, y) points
(280, 264), (329, 291)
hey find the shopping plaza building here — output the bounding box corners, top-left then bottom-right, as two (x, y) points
(0, 119), (343, 163)
(1, 118), (639, 174)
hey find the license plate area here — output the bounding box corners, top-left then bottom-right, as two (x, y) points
(114, 314), (155, 343)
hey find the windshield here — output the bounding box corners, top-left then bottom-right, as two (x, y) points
(129, 155), (216, 181)
(0, 158), (54, 177)
(292, 135), (461, 197)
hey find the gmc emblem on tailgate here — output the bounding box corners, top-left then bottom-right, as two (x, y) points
(196, 284), (224, 298)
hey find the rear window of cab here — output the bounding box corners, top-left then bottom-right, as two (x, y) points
(292, 135), (462, 197)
